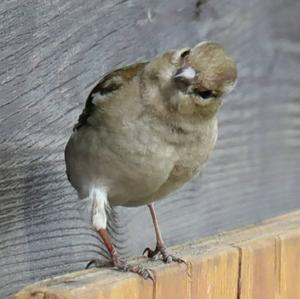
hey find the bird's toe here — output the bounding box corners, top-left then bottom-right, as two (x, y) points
(114, 260), (154, 280)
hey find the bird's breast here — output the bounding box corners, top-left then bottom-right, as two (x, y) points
(65, 112), (218, 207)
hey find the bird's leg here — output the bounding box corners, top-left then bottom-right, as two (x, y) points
(85, 189), (153, 279)
(143, 203), (185, 264)
(86, 228), (154, 280)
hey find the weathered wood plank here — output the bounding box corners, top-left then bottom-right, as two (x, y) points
(238, 238), (277, 299)
(1, 0), (300, 297)
(190, 248), (239, 299)
(276, 228), (300, 299)
(13, 211), (300, 299)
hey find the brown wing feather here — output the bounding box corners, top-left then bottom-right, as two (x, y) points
(73, 62), (148, 131)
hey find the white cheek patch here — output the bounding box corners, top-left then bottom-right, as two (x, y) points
(180, 67), (196, 79)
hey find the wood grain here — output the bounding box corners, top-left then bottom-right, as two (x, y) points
(1, 0), (300, 298)
(238, 238), (277, 299)
(276, 228), (300, 299)
(190, 247), (239, 299)
(13, 211), (300, 299)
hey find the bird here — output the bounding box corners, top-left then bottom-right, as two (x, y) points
(64, 41), (237, 279)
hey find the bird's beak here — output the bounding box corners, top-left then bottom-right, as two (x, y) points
(173, 67), (196, 81)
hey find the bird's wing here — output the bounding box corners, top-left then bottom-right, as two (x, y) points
(73, 62), (148, 131)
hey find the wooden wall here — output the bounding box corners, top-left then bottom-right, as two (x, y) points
(1, 0), (300, 297)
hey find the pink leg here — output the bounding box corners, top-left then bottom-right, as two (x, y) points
(87, 228), (154, 280)
(143, 203), (185, 264)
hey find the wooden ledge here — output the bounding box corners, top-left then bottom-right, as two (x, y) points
(14, 211), (300, 299)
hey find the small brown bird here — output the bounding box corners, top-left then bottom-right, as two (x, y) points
(65, 41), (237, 279)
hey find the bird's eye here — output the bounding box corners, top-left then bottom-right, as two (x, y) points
(197, 90), (214, 99)
(180, 49), (190, 58)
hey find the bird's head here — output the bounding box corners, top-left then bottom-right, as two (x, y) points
(142, 41), (237, 118)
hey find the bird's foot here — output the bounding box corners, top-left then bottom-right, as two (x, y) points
(85, 258), (154, 281)
(143, 244), (186, 264)
(113, 259), (154, 280)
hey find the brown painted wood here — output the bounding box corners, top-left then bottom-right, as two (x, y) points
(1, 0), (300, 297)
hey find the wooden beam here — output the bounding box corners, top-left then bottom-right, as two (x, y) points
(14, 211), (300, 299)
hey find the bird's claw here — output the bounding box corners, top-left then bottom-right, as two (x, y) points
(164, 254), (186, 264)
(85, 258), (154, 281)
(114, 260), (155, 281)
(143, 245), (186, 264)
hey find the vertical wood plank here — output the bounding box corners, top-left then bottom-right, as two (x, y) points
(190, 247), (239, 299)
(153, 263), (188, 299)
(238, 238), (277, 299)
(276, 228), (300, 299)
